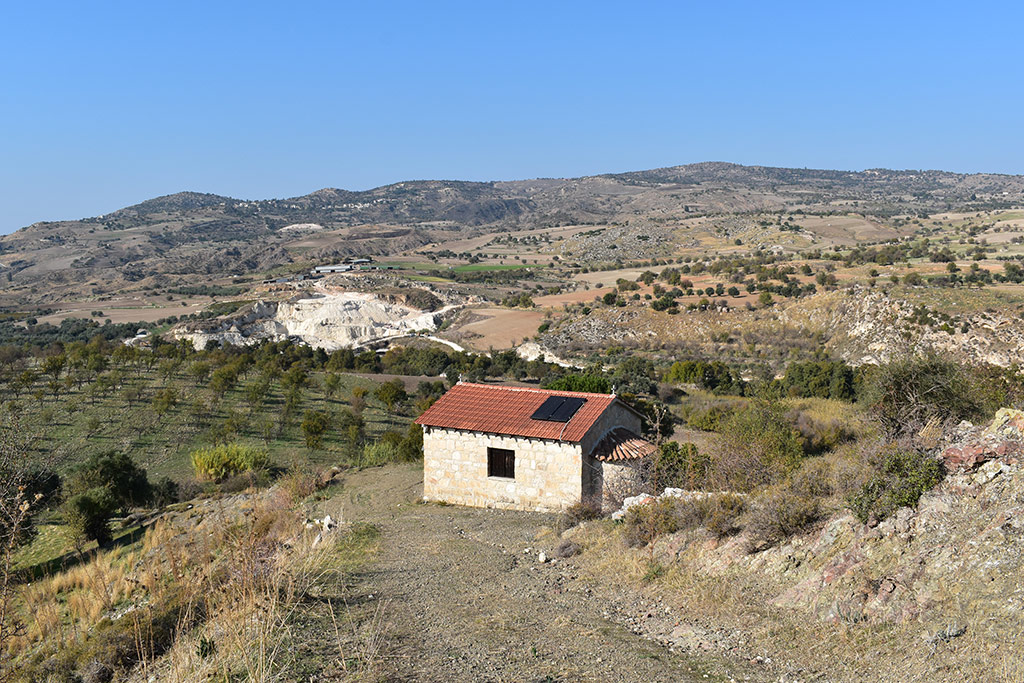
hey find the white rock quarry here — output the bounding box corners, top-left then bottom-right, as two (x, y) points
(279, 222), (324, 232)
(174, 292), (456, 350)
(516, 341), (580, 368)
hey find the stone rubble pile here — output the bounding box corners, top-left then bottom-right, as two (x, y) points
(611, 488), (743, 520)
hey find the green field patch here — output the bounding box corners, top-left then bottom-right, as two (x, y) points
(448, 263), (533, 273)
(993, 211), (1024, 222)
(380, 261), (430, 270)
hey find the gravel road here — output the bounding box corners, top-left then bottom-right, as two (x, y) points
(327, 464), (734, 682)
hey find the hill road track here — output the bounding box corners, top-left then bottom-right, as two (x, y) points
(317, 463), (753, 682)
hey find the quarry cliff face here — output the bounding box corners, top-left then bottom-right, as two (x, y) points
(172, 292), (453, 350)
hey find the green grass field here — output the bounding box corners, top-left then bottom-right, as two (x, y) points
(449, 263), (534, 272)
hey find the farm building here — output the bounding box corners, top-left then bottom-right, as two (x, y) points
(312, 264), (353, 274)
(415, 382), (656, 512)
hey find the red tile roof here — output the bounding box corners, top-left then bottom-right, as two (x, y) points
(591, 427), (658, 461)
(415, 382), (620, 443)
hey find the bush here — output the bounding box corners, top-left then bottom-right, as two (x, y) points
(790, 412), (856, 455)
(374, 379), (408, 413)
(779, 361), (856, 400)
(860, 355), (984, 437)
(746, 485), (822, 550)
(62, 489), (115, 546)
(741, 458), (835, 549)
(558, 499), (602, 531)
(360, 440), (401, 468)
(622, 499), (679, 547)
(398, 422), (423, 462)
(654, 441), (710, 489)
(685, 494), (747, 538)
(713, 399), (806, 491)
(68, 451), (151, 513)
(300, 410), (330, 449)
(190, 443), (269, 481)
(667, 360), (746, 396)
(219, 470), (271, 494)
(151, 477), (180, 507)
(683, 402), (731, 431)
(554, 539), (581, 558)
(280, 469), (320, 503)
(849, 446), (944, 524)
(543, 373), (612, 394)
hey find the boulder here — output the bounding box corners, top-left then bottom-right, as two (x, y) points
(611, 493), (654, 520)
(941, 435), (1022, 471)
(940, 410), (1024, 472)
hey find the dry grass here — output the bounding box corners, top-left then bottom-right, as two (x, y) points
(9, 485), (386, 681)
(19, 549), (133, 648)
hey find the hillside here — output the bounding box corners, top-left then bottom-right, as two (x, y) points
(3, 163), (1024, 308)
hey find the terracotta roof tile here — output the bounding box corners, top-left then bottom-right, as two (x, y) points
(414, 382), (618, 442)
(590, 427), (658, 461)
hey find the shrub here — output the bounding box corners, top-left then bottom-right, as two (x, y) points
(713, 399), (806, 491)
(300, 410), (330, 449)
(219, 470), (271, 494)
(151, 477), (179, 507)
(849, 446), (944, 524)
(779, 360), (856, 401)
(360, 440), (401, 468)
(745, 485), (823, 550)
(558, 499), (602, 531)
(860, 355), (984, 437)
(692, 494), (747, 538)
(190, 443), (269, 481)
(374, 379), (408, 413)
(622, 499), (679, 547)
(62, 489), (115, 546)
(397, 422), (423, 462)
(68, 451), (151, 513)
(280, 469), (320, 503)
(791, 412), (856, 455)
(667, 360), (746, 396)
(684, 403), (730, 431)
(554, 540), (581, 558)
(543, 373), (612, 394)
(654, 441), (710, 489)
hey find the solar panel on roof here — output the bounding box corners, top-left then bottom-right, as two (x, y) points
(530, 396), (586, 422)
(550, 397), (586, 421)
(531, 396), (562, 420)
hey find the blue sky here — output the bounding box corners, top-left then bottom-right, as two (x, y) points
(1, 1), (1022, 233)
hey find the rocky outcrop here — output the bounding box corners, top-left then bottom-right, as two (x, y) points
(798, 288), (1024, 367)
(941, 408), (1024, 471)
(645, 411), (1024, 630)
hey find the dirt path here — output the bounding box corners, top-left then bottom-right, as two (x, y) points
(325, 464), (737, 682)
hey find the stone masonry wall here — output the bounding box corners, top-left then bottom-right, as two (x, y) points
(422, 427), (583, 512)
(579, 400), (646, 507)
(578, 401), (643, 456)
(599, 459), (649, 511)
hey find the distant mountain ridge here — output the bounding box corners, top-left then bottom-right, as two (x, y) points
(85, 161), (1024, 227)
(117, 191), (235, 215)
(2, 161), (1022, 302)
